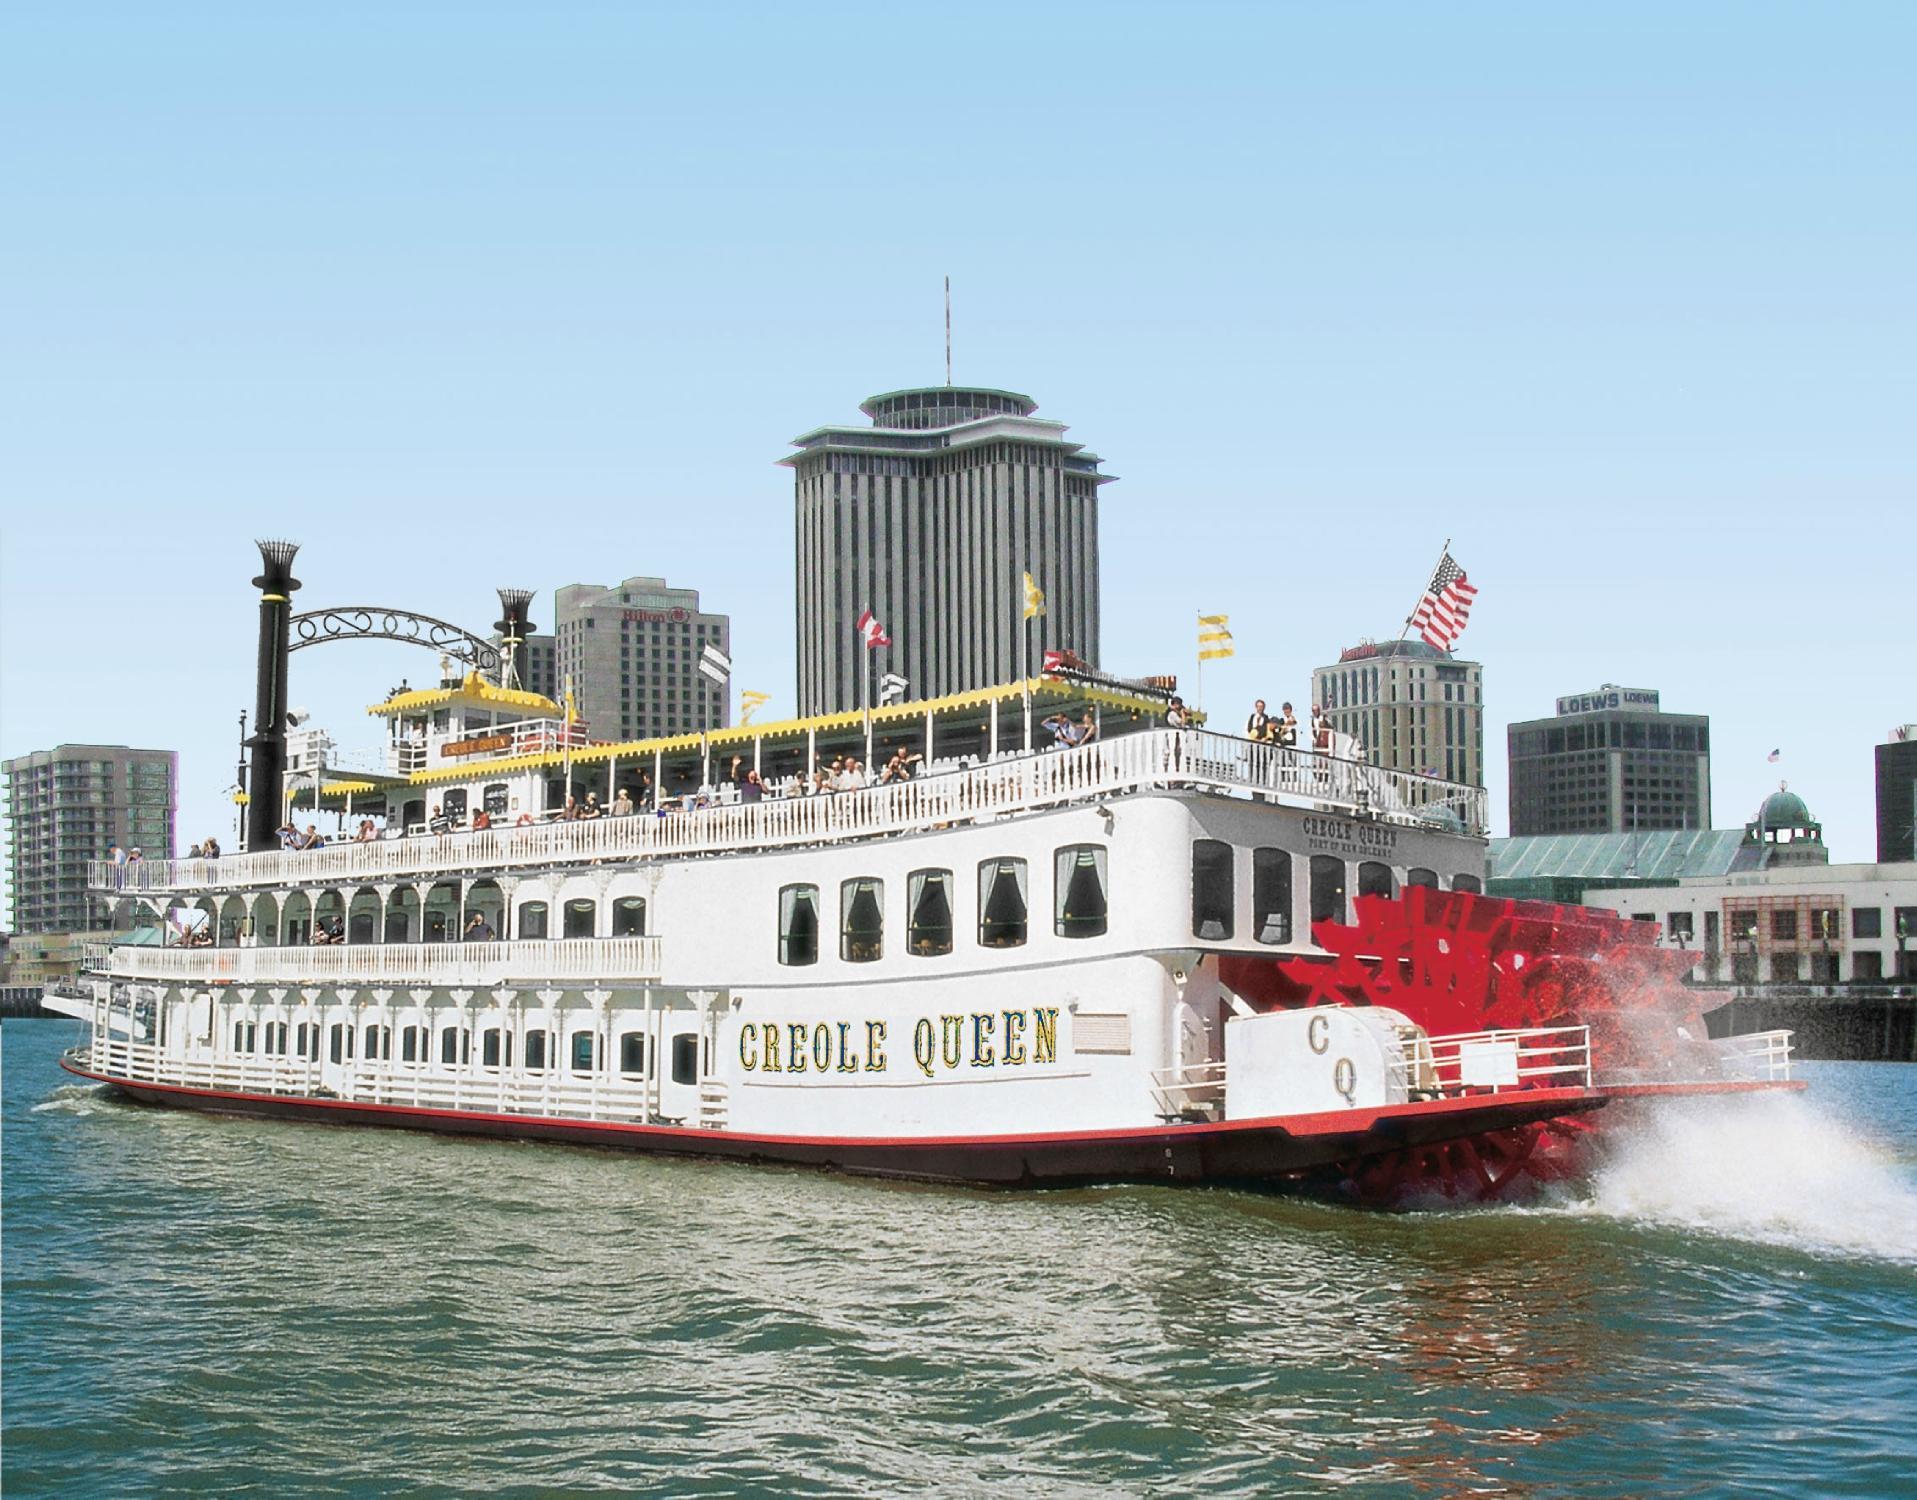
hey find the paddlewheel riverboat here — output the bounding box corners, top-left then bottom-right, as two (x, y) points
(57, 553), (1800, 1202)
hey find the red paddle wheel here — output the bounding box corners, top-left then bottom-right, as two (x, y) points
(1217, 886), (1720, 1204)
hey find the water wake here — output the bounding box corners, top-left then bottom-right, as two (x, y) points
(29, 1084), (118, 1118)
(1564, 1091), (1917, 1265)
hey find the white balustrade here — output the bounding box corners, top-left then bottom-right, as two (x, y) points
(98, 936), (663, 985)
(1711, 1028), (1795, 1082)
(90, 729), (1490, 897)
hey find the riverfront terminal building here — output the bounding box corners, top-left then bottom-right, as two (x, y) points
(1507, 686), (1710, 837)
(785, 386), (1112, 716)
(4, 744), (177, 933)
(553, 578), (730, 743)
(1311, 640), (1485, 790)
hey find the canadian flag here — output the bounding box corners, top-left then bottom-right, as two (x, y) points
(855, 608), (891, 649)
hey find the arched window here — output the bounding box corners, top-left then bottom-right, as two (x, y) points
(570, 1032), (598, 1072)
(563, 899), (596, 939)
(907, 869), (954, 957)
(362, 1025), (390, 1062)
(1358, 862), (1395, 900)
(1452, 873), (1483, 894)
(619, 1032), (648, 1076)
(328, 1023), (354, 1064)
(518, 901), (549, 940)
(524, 1030), (551, 1071)
(779, 884), (820, 966)
(440, 1027), (470, 1066)
(1309, 856), (1347, 925)
(481, 1028), (513, 1068)
(1191, 840), (1233, 940)
(671, 1033), (698, 1085)
(1253, 848), (1292, 944)
(400, 1025), (425, 1063)
(1407, 868), (1439, 889)
(977, 858), (1028, 948)
(612, 897), (647, 937)
(841, 878), (884, 963)
(1055, 845), (1109, 939)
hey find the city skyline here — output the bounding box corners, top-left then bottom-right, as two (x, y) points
(3, 3), (1912, 923)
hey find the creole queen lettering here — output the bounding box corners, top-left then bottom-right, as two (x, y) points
(737, 1008), (1058, 1078)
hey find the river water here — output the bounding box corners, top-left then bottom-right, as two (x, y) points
(5, 1020), (1914, 1497)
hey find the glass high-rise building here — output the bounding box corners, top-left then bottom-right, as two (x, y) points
(553, 578), (730, 742)
(4, 744), (177, 932)
(1312, 640), (1486, 789)
(785, 386), (1112, 716)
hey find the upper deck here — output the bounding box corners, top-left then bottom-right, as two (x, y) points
(92, 728), (1487, 898)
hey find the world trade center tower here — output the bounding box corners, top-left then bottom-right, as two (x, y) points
(784, 386), (1113, 716)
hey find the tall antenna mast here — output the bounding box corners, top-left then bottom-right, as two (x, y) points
(944, 275), (952, 386)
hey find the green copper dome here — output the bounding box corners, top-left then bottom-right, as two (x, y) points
(1756, 786), (1813, 828)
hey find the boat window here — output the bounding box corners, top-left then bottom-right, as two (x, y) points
(264, 1021), (288, 1056)
(571, 1032), (597, 1072)
(1358, 862), (1396, 900)
(385, 909), (410, 943)
(1055, 845), (1109, 939)
(483, 783), (509, 817)
(671, 1032), (698, 1085)
(841, 878), (884, 963)
(612, 897), (647, 937)
(1309, 855), (1347, 925)
(563, 899), (596, 939)
(1252, 848), (1292, 944)
(779, 884), (820, 966)
(481, 1028), (513, 1068)
(328, 1023), (353, 1064)
(294, 1023), (313, 1060)
(443, 788), (468, 821)
(362, 1025), (389, 1062)
(440, 1027), (470, 1066)
(1407, 868), (1439, 889)
(619, 1031), (647, 1075)
(907, 869), (954, 957)
(518, 901), (549, 940)
(232, 1021), (256, 1052)
(524, 1029), (549, 1071)
(977, 858), (1029, 948)
(1452, 873), (1483, 894)
(400, 1025), (422, 1063)
(1191, 839), (1234, 941)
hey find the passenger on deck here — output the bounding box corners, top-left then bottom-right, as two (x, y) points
(880, 749), (921, 782)
(559, 796), (580, 822)
(637, 771), (655, 810)
(1276, 703), (1299, 749)
(297, 824), (326, 850)
(187, 842), (204, 859)
(471, 809), (492, 832)
(464, 912), (495, 942)
(203, 836), (221, 860)
(128, 847), (144, 864)
(428, 804), (452, 835)
(842, 758), (869, 791)
(277, 822), (301, 850)
(612, 788), (634, 816)
(1166, 697), (1189, 729)
(1246, 699), (1271, 739)
(741, 770), (765, 803)
(581, 792), (603, 820)
(1312, 705), (1332, 754)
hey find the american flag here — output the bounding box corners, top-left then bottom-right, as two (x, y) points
(855, 607), (891, 649)
(1409, 552), (1477, 652)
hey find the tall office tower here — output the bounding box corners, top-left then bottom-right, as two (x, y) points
(1507, 685), (1712, 836)
(1311, 640), (1486, 788)
(1878, 726), (1917, 862)
(553, 578), (730, 742)
(786, 386), (1113, 716)
(4, 745), (177, 932)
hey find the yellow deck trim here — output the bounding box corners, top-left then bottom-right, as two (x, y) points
(368, 671), (561, 719)
(402, 676), (1166, 787)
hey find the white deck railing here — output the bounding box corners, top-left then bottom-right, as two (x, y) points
(90, 729), (1488, 896)
(1711, 1028), (1795, 1082)
(1396, 1025), (1595, 1096)
(94, 936), (663, 986)
(71, 1038), (677, 1126)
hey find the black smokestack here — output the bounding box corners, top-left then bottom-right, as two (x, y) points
(245, 539), (300, 851)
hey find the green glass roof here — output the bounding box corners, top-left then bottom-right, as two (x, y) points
(1488, 828), (1750, 883)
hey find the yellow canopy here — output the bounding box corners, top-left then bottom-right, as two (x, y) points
(368, 672), (560, 719)
(404, 675), (1166, 787)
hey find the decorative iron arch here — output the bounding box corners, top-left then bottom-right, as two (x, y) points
(288, 607), (501, 674)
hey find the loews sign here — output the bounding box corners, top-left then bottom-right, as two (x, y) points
(1556, 686), (1659, 717)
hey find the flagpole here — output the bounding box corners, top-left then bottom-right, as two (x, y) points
(864, 641), (875, 769)
(1194, 609), (1203, 717)
(1399, 537), (1452, 643)
(1021, 610), (1032, 753)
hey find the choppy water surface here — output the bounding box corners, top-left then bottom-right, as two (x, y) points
(6, 1022), (1915, 1497)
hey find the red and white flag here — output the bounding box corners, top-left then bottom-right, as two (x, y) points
(855, 608), (890, 649)
(1409, 552), (1478, 652)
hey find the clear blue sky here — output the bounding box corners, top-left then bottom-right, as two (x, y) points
(3, 2), (1911, 920)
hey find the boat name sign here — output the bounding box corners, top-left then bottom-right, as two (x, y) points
(739, 1008), (1060, 1078)
(1300, 816), (1400, 859)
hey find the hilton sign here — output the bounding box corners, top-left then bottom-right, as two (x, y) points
(1556, 686), (1660, 716)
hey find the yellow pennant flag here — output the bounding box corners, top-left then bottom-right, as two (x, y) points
(1198, 612), (1234, 662)
(739, 690), (772, 725)
(562, 677), (578, 725)
(1022, 571), (1046, 620)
